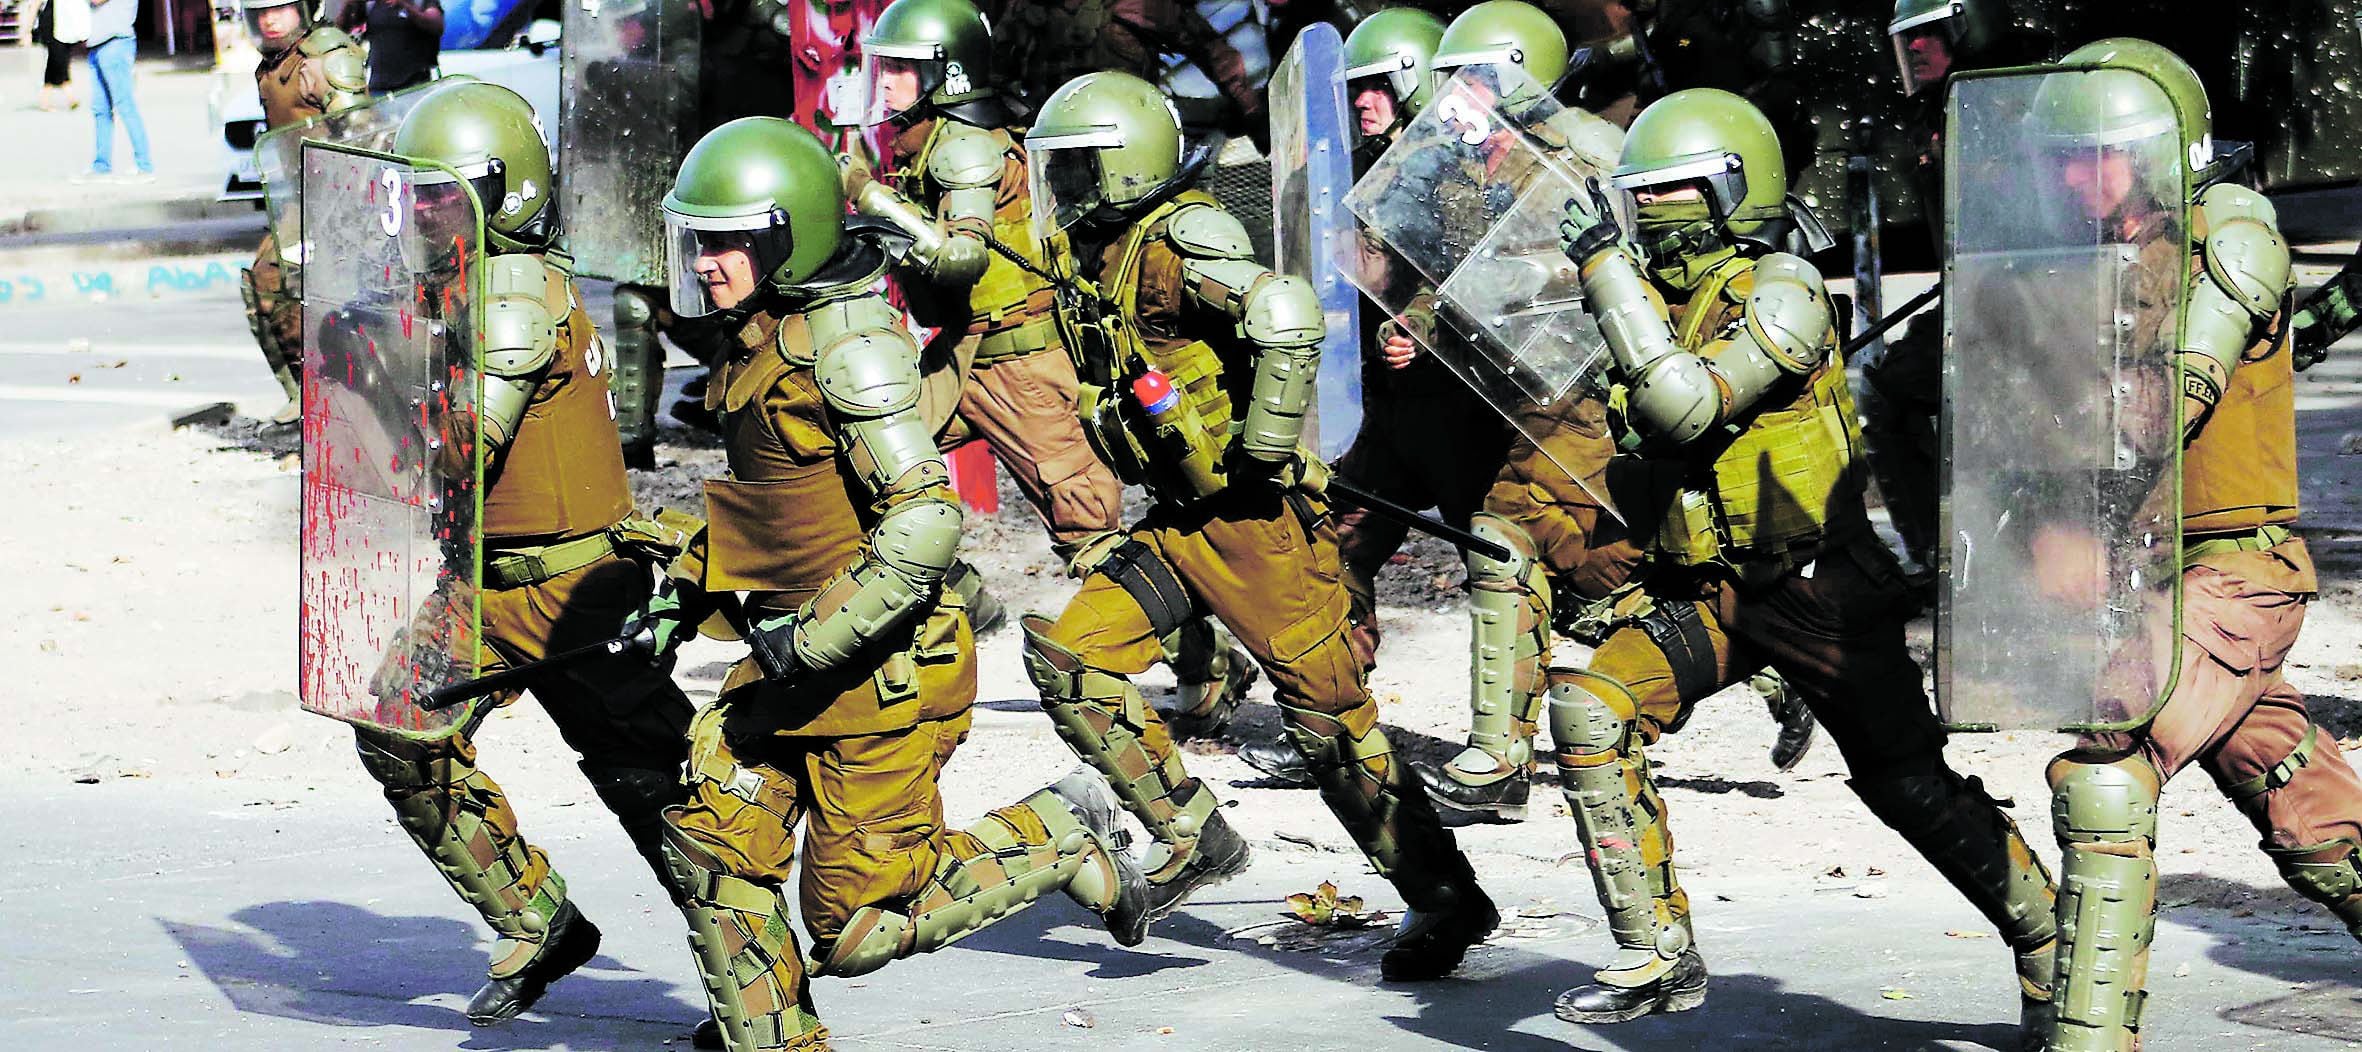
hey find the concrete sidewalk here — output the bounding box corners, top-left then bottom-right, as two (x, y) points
(0, 47), (258, 236)
(2, 768), (2353, 1051)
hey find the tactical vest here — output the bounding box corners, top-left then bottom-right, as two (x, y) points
(481, 255), (635, 542)
(256, 38), (328, 130)
(1638, 255), (1863, 577)
(1055, 192), (1238, 503)
(2183, 323), (2299, 535)
(891, 120), (1062, 363)
(698, 296), (973, 737)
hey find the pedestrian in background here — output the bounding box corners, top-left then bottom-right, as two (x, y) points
(35, 0), (88, 112)
(81, 0), (152, 180)
(338, 0), (442, 93)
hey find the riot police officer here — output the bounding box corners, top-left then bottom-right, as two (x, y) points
(1020, 69), (1500, 978)
(631, 116), (1149, 1052)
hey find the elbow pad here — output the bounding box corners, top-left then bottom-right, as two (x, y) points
(1236, 273), (1325, 461)
(2181, 184), (2292, 417)
(1580, 249), (1711, 441)
(792, 497), (963, 670)
(479, 256), (561, 448)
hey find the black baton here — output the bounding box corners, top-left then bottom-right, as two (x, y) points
(1840, 281), (1942, 361)
(1326, 475), (1512, 563)
(420, 635), (636, 711)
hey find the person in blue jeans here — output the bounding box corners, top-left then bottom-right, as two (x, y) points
(84, 0), (153, 179)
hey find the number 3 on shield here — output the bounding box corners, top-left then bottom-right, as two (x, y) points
(379, 169), (405, 238)
(1436, 95), (1489, 147)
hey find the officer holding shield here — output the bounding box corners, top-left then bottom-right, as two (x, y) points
(333, 83), (706, 1029)
(240, 0), (365, 425)
(1549, 85), (2060, 1035)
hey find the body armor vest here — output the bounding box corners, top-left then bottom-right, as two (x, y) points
(256, 39), (328, 129)
(892, 120), (1061, 362)
(2183, 321), (2299, 535)
(1638, 255), (1862, 577)
(482, 256), (635, 542)
(1055, 191), (1239, 502)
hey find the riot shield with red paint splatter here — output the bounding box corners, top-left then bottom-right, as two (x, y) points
(296, 143), (487, 740)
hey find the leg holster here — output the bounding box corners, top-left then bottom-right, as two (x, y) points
(1020, 613), (1217, 880)
(2045, 750), (2163, 1052)
(818, 784), (1113, 978)
(608, 285), (665, 452)
(352, 728), (566, 979)
(1547, 669), (1693, 988)
(580, 763), (691, 902)
(1274, 700), (1478, 912)
(658, 820), (827, 1052)
(2222, 723), (2362, 937)
(1451, 514), (1549, 785)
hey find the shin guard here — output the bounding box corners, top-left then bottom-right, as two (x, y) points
(1547, 670), (1692, 987)
(2046, 752), (2162, 1052)
(659, 822), (826, 1051)
(1021, 614), (1218, 879)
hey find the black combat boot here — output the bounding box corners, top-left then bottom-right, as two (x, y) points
(1143, 806), (1253, 920)
(1553, 950), (1709, 1023)
(465, 899), (603, 1025)
(1380, 879), (1500, 981)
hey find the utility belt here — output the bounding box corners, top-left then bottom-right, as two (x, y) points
(2183, 523), (2294, 567)
(973, 312), (1061, 364)
(484, 511), (705, 590)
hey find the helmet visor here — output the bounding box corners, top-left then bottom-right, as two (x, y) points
(1024, 129), (1121, 239)
(663, 209), (795, 318)
(860, 47), (946, 127)
(245, 0), (310, 50)
(1889, 23), (1957, 97)
(396, 166), (492, 276)
(1344, 65), (1409, 143)
(1612, 151), (1749, 223)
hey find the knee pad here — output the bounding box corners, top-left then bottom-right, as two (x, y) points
(2049, 753), (2163, 847)
(353, 727), (467, 793)
(1546, 669), (1640, 758)
(1464, 514), (1536, 587)
(612, 285), (657, 332)
(2268, 839), (2362, 925)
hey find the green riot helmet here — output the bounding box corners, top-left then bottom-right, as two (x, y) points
(1887, 0), (2003, 95)
(1430, 1), (1570, 105)
(2026, 41), (2192, 226)
(861, 0), (995, 126)
(241, 0), (312, 54)
(1612, 88), (1788, 286)
(1344, 8), (1448, 144)
(2056, 37), (2214, 173)
(661, 117), (847, 317)
(392, 81), (555, 253)
(1023, 71), (1184, 238)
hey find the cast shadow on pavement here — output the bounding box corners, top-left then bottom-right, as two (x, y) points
(161, 899), (706, 1050)
(2155, 872), (2362, 1042)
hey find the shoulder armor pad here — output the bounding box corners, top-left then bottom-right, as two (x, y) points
(1742, 253), (1833, 373)
(2197, 183), (2292, 319)
(926, 123), (1008, 192)
(298, 26), (356, 56)
(480, 255), (560, 378)
(1165, 204), (1255, 261)
(318, 42), (367, 98)
(815, 327), (925, 419)
(1241, 273), (1325, 349)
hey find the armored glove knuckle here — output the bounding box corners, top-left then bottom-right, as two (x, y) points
(745, 616), (807, 683)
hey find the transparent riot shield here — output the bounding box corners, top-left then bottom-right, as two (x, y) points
(1269, 22), (1361, 459)
(1344, 63), (1623, 513)
(297, 143), (488, 739)
(557, 0), (700, 284)
(255, 83), (444, 259)
(1937, 66), (2190, 733)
